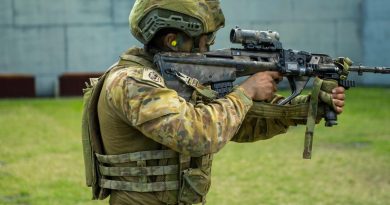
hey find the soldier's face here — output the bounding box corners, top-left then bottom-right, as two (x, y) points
(190, 34), (209, 53)
(176, 33), (195, 53)
(197, 35), (209, 53)
(173, 33), (210, 53)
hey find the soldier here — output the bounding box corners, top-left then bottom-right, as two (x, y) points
(93, 0), (345, 204)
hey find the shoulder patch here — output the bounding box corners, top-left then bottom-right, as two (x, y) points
(139, 67), (165, 88)
(109, 66), (165, 88)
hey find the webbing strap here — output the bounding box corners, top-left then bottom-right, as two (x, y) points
(169, 70), (218, 101)
(179, 155), (191, 172)
(100, 179), (179, 192)
(178, 155), (191, 203)
(95, 150), (178, 164)
(303, 77), (322, 159)
(99, 165), (179, 177)
(200, 154), (213, 168)
(247, 102), (309, 119)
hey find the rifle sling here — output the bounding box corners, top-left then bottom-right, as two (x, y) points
(303, 77), (322, 159)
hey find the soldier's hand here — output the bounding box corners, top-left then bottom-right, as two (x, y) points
(318, 79), (345, 114)
(239, 71), (283, 101)
(331, 86), (345, 114)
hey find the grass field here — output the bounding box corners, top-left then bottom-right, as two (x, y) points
(0, 88), (389, 205)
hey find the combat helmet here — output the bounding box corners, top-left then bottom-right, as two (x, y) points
(129, 0), (225, 45)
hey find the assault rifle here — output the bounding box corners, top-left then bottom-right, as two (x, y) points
(154, 27), (390, 159)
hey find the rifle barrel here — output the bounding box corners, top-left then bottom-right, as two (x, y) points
(350, 66), (390, 74)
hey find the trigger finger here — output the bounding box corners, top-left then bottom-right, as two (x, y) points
(276, 76), (283, 83)
(272, 80), (278, 91)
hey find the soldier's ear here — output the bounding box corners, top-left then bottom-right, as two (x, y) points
(164, 33), (179, 52)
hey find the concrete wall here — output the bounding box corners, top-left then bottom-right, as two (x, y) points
(362, 0), (390, 85)
(216, 0), (363, 62)
(0, 0), (138, 96)
(0, 0), (389, 96)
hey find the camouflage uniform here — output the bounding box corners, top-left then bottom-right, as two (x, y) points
(97, 46), (301, 204)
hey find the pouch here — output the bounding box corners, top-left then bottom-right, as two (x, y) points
(179, 168), (211, 204)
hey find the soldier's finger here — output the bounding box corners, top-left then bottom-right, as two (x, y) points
(267, 71), (283, 81)
(270, 80), (278, 92)
(335, 106), (343, 114)
(332, 93), (345, 100)
(332, 86), (345, 94)
(266, 91), (274, 101)
(274, 76), (283, 84)
(333, 99), (345, 107)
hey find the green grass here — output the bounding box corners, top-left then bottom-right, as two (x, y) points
(0, 88), (389, 205)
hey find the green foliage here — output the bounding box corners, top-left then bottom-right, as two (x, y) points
(0, 88), (389, 205)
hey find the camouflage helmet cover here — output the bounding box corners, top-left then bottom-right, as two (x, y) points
(129, 0), (225, 44)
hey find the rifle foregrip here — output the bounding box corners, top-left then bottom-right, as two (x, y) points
(324, 106), (338, 127)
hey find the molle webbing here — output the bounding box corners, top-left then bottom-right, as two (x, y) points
(98, 165), (179, 176)
(100, 179), (179, 192)
(96, 150), (180, 192)
(95, 150), (178, 163)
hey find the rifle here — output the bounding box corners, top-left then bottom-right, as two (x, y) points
(154, 27), (390, 159)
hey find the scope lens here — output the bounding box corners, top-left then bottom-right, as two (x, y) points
(230, 28), (238, 43)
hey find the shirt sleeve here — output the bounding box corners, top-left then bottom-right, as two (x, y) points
(230, 94), (295, 142)
(105, 67), (253, 157)
(231, 94), (315, 143)
(230, 116), (290, 142)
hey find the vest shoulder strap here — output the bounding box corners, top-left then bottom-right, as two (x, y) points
(120, 54), (154, 68)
